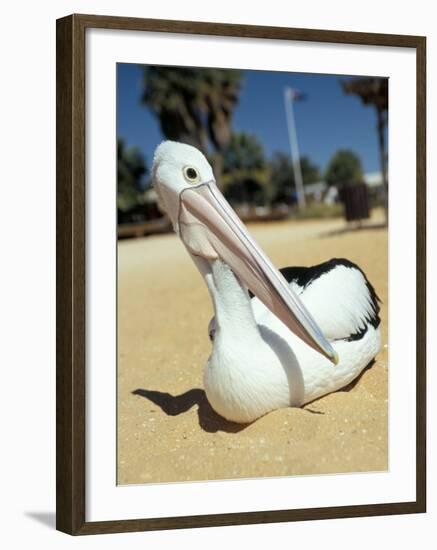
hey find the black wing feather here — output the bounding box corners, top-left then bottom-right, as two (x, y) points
(249, 258), (381, 342)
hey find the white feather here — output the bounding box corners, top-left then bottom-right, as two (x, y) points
(205, 261), (381, 423)
(252, 264), (378, 341)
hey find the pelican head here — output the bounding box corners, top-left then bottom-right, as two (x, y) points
(152, 140), (338, 364)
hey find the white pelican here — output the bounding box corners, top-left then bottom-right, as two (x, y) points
(152, 141), (381, 423)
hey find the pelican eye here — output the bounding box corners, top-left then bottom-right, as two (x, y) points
(183, 166), (200, 184)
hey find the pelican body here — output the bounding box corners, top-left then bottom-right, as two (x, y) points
(152, 141), (381, 423)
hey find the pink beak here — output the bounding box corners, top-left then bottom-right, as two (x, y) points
(176, 181), (338, 364)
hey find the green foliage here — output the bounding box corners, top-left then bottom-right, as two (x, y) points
(223, 132), (266, 175)
(117, 138), (148, 211)
(325, 149), (363, 189)
(300, 156), (321, 185)
(270, 152), (295, 204)
(142, 66), (243, 184)
(222, 133), (270, 205)
(269, 152), (321, 204)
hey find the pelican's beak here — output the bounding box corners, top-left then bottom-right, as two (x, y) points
(177, 182), (338, 364)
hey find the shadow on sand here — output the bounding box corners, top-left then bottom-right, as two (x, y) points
(319, 222), (387, 239)
(132, 388), (248, 434)
(338, 358), (376, 392)
(134, 360), (376, 431)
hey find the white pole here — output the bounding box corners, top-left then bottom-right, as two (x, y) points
(284, 88), (306, 209)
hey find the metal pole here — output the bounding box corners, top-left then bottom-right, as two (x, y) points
(284, 88), (306, 209)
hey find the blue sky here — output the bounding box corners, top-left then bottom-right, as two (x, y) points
(117, 63), (385, 178)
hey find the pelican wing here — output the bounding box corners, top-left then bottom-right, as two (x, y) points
(254, 258), (380, 342)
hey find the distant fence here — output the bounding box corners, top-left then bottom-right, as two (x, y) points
(117, 205), (290, 239)
(117, 217), (172, 239)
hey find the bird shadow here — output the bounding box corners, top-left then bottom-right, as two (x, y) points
(133, 359), (377, 430)
(338, 358), (376, 392)
(304, 407), (325, 415)
(132, 388), (248, 433)
(319, 222), (387, 239)
(25, 511), (56, 529)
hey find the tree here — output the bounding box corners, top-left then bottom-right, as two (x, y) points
(117, 138), (148, 211)
(222, 133), (269, 205)
(223, 132), (266, 175)
(142, 67), (243, 185)
(341, 77), (388, 222)
(325, 149), (363, 189)
(300, 156), (321, 185)
(269, 152), (321, 204)
(270, 152), (296, 204)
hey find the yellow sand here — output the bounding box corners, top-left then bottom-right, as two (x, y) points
(117, 211), (388, 484)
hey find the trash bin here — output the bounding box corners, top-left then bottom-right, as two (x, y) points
(340, 182), (370, 222)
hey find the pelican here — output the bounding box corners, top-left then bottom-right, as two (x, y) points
(152, 141), (381, 423)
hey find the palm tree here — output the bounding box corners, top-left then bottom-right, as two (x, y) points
(142, 67), (243, 186)
(341, 77), (388, 223)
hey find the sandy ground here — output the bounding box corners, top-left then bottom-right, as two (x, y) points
(117, 211), (388, 484)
